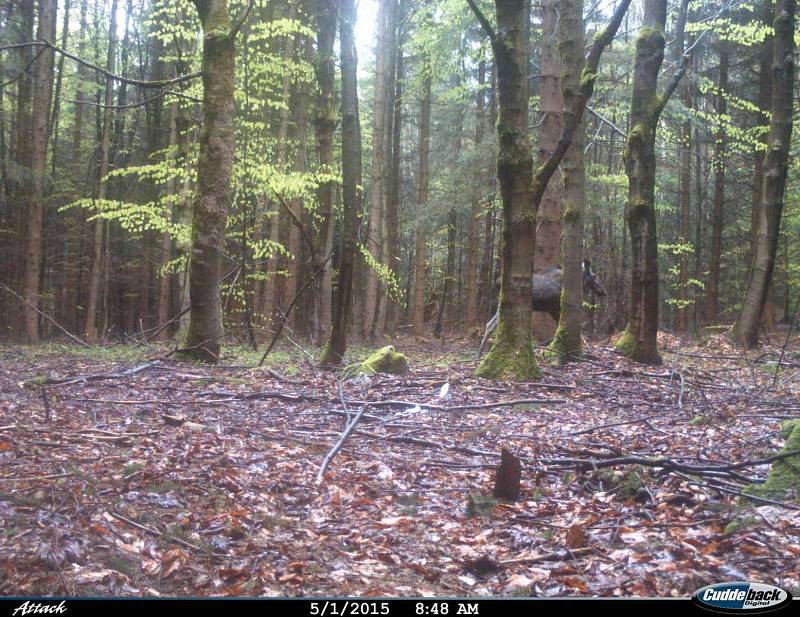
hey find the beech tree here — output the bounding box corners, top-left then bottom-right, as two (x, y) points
(178, 0), (237, 363)
(733, 0), (796, 347)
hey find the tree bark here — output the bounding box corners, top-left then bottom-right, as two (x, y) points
(412, 75), (431, 337)
(311, 0), (338, 346)
(548, 0), (585, 360)
(532, 0), (563, 342)
(319, 0), (361, 366)
(22, 0), (57, 343)
(178, 0), (236, 363)
(471, 0), (538, 379)
(364, 0), (390, 339)
(84, 0), (118, 343)
(733, 0), (795, 347)
(705, 43), (728, 324)
(616, 0), (683, 364)
(464, 58), (485, 330)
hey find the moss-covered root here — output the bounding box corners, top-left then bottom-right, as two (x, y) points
(547, 322), (579, 364)
(743, 420), (800, 504)
(344, 345), (409, 378)
(475, 320), (540, 380)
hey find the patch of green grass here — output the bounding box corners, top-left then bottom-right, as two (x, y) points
(151, 480), (181, 494)
(123, 463), (145, 478)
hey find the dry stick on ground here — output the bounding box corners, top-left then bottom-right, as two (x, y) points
(0, 281), (90, 348)
(33, 362), (161, 387)
(317, 386), (369, 485)
(108, 510), (225, 557)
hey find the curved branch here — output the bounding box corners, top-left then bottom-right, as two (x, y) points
(464, 0), (496, 44)
(0, 40), (201, 89)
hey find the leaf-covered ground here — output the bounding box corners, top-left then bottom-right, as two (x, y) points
(1, 333), (799, 597)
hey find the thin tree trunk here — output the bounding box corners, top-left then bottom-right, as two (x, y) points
(706, 43), (728, 324)
(464, 59), (485, 330)
(412, 75), (431, 337)
(319, 0), (361, 366)
(85, 0), (118, 343)
(733, 0), (795, 347)
(383, 4), (403, 336)
(312, 0), (337, 346)
(22, 0), (57, 343)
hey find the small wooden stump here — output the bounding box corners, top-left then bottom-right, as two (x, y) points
(493, 448), (521, 501)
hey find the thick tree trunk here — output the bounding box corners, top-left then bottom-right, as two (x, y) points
(412, 75), (431, 337)
(706, 43), (728, 324)
(472, 0), (538, 379)
(179, 0), (236, 363)
(733, 0), (795, 347)
(319, 0), (361, 366)
(549, 0), (585, 360)
(22, 0), (57, 343)
(532, 0), (563, 342)
(616, 0), (680, 365)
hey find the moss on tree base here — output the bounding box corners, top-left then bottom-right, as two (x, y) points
(475, 320), (540, 380)
(742, 420), (800, 504)
(614, 327), (662, 365)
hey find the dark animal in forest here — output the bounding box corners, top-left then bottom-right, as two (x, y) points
(477, 259), (606, 359)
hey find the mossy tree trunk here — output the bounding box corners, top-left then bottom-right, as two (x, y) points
(179, 0), (236, 363)
(733, 0), (795, 347)
(467, 0), (630, 378)
(548, 0), (585, 361)
(469, 0), (538, 380)
(616, 0), (686, 364)
(319, 0), (362, 366)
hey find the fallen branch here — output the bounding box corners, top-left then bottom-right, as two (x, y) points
(316, 405), (369, 485)
(0, 281), (90, 348)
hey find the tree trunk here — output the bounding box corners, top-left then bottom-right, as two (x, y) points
(383, 7), (403, 336)
(532, 0), (563, 342)
(733, 0), (795, 347)
(464, 58), (485, 330)
(706, 43), (728, 324)
(22, 0), (57, 343)
(412, 75), (431, 337)
(675, 0), (691, 333)
(311, 0), (337, 346)
(472, 0), (538, 379)
(364, 0), (390, 339)
(178, 0), (236, 363)
(319, 0), (361, 366)
(616, 0), (679, 364)
(549, 0), (585, 360)
(84, 0), (118, 343)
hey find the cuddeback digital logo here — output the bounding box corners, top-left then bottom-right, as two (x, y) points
(692, 582), (793, 614)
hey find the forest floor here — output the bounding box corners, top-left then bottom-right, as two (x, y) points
(1, 331), (799, 597)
